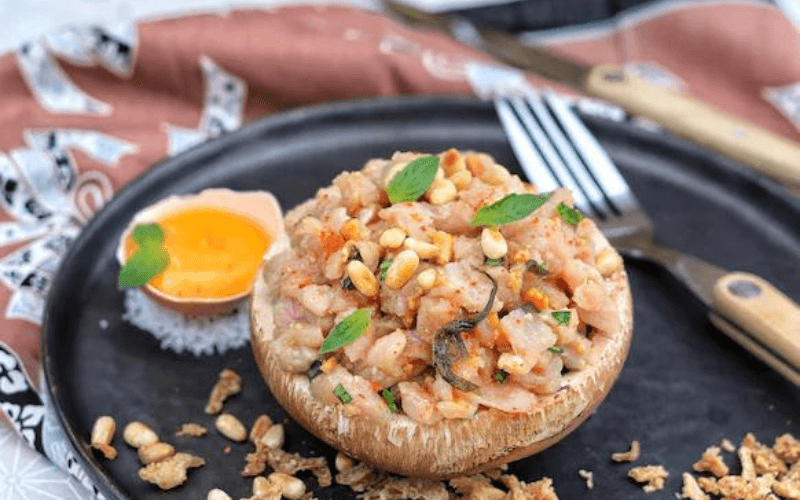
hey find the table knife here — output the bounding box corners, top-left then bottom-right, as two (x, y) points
(385, 1), (800, 192)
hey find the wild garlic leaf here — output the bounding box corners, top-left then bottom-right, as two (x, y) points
(118, 223), (170, 288)
(386, 156), (440, 204)
(557, 202), (583, 225)
(118, 245), (169, 288)
(471, 193), (551, 227)
(319, 308), (372, 354)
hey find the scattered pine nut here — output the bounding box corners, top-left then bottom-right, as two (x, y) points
(90, 416), (118, 460)
(215, 413), (247, 442)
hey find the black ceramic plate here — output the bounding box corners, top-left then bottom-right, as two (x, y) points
(42, 96), (800, 500)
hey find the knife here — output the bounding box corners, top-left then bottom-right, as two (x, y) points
(384, 1), (800, 192)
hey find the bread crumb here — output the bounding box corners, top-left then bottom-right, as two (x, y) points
(500, 475), (560, 500)
(138, 452), (205, 490)
(359, 477), (449, 500)
(720, 438), (736, 453)
(612, 440), (641, 462)
(681, 472), (709, 500)
(204, 368), (241, 415)
(774, 434), (800, 464)
(628, 465), (668, 493)
(578, 469), (594, 489)
(692, 446), (729, 477)
(175, 423), (207, 437)
(449, 474), (506, 500)
(742, 433), (788, 476)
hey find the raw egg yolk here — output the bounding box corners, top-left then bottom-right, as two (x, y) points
(125, 207), (271, 299)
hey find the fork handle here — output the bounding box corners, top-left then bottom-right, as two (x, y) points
(712, 271), (800, 371)
(585, 65), (800, 189)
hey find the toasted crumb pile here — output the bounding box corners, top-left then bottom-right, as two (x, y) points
(681, 433), (800, 500)
(628, 465), (669, 493)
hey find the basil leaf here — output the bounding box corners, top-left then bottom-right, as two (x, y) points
(484, 257), (503, 266)
(319, 308), (372, 354)
(381, 389), (398, 413)
(333, 384), (352, 404)
(119, 224), (170, 288)
(551, 310), (571, 326)
(548, 346), (564, 354)
(494, 370), (507, 382)
(557, 202), (583, 225)
(386, 156), (440, 204)
(471, 193), (551, 227)
(131, 223), (165, 246)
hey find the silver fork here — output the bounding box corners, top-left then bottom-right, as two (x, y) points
(465, 62), (800, 384)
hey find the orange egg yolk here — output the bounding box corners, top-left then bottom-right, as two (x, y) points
(124, 207), (271, 299)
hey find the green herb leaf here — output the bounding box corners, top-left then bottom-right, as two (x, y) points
(319, 308), (372, 354)
(494, 370), (507, 382)
(118, 223), (170, 288)
(381, 389), (398, 413)
(379, 259), (392, 281)
(548, 346), (564, 354)
(471, 193), (551, 227)
(386, 156), (440, 204)
(557, 202), (583, 225)
(333, 384), (352, 404)
(485, 257), (503, 266)
(132, 223), (165, 246)
(551, 310), (571, 326)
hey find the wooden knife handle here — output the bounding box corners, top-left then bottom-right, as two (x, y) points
(712, 271), (800, 370)
(586, 65), (800, 188)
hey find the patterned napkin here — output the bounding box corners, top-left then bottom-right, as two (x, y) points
(1, 2), (799, 499)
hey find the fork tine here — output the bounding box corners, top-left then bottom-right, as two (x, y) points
(504, 94), (593, 215)
(542, 90), (638, 213)
(493, 99), (561, 194)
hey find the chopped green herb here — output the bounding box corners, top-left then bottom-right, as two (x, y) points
(551, 310), (572, 326)
(333, 384), (352, 404)
(379, 259), (392, 281)
(471, 193), (551, 227)
(485, 257), (503, 266)
(548, 346), (564, 354)
(386, 156), (440, 204)
(118, 223), (170, 288)
(319, 308), (371, 354)
(556, 202), (583, 225)
(381, 389), (398, 413)
(527, 259), (548, 274)
(494, 370), (508, 382)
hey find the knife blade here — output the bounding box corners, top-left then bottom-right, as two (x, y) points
(384, 1), (800, 192)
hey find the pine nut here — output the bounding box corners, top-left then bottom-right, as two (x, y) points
(207, 489), (233, 500)
(417, 269), (437, 290)
(138, 441), (176, 465)
(123, 421), (159, 449)
(346, 260), (379, 297)
(335, 452), (355, 472)
(385, 250), (419, 289)
(249, 414), (273, 444)
(91, 416), (117, 460)
(481, 228), (508, 259)
(449, 169), (472, 190)
(379, 227), (406, 249)
(441, 148), (467, 176)
(426, 178), (457, 205)
(428, 230), (453, 264)
(269, 472), (307, 500)
(215, 413), (247, 442)
(403, 237), (439, 260)
(260, 423), (285, 450)
(595, 247), (623, 276)
(481, 163), (511, 185)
